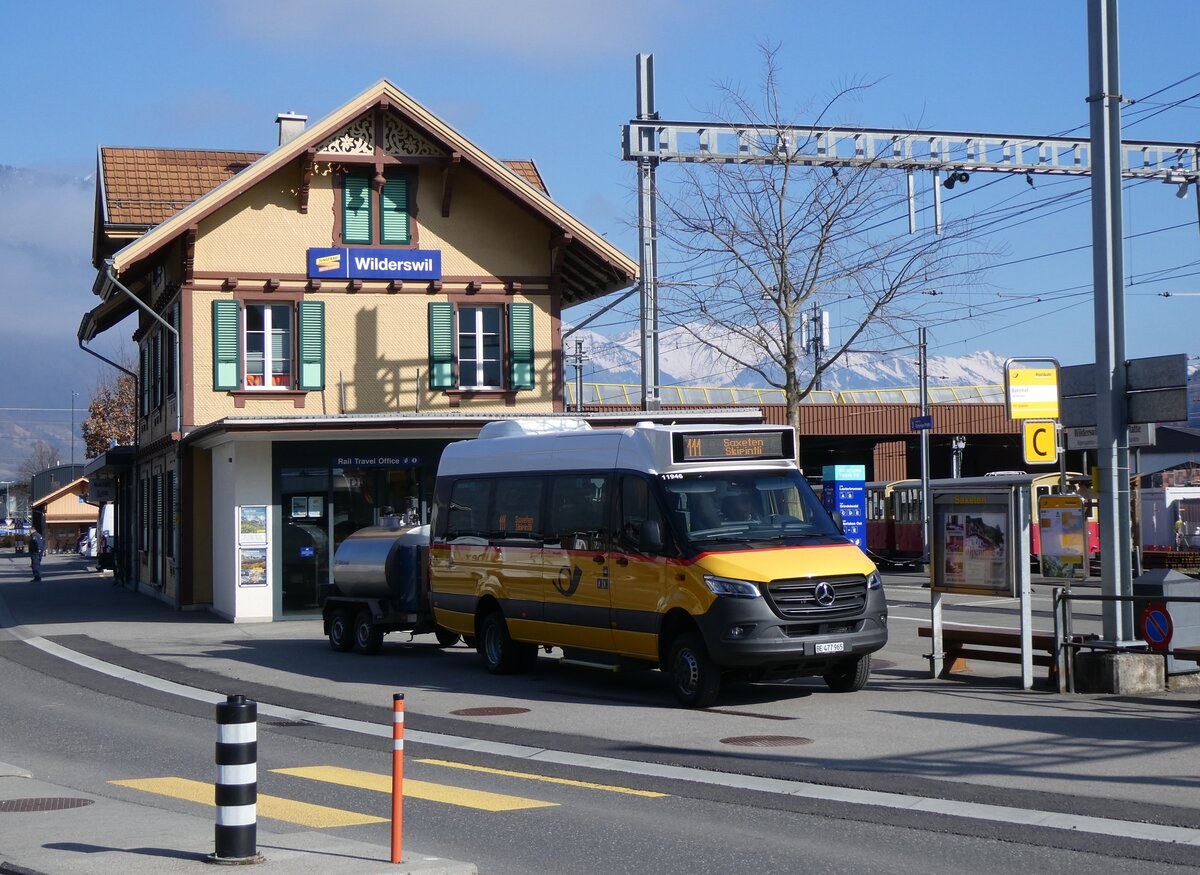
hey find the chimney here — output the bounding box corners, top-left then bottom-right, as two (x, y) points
(276, 112), (307, 146)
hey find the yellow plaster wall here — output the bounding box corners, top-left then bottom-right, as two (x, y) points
(196, 168), (337, 273)
(190, 290), (556, 423)
(416, 166), (550, 277)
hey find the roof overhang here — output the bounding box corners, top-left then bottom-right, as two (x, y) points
(82, 446), (136, 478)
(183, 409), (762, 451)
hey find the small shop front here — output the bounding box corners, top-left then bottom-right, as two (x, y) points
(274, 438), (452, 615)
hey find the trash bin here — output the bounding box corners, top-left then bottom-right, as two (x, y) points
(1133, 569), (1200, 674)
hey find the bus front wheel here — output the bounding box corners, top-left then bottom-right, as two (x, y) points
(823, 654), (871, 692)
(667, 631), (721, 708)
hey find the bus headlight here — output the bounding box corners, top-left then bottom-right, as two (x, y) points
(867, 571), (882, 590)
(704, 575), (762, 598)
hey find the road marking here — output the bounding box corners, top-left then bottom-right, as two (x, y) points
(416, 757), (669, 798)
(110, 777), (386, 828)
(23, 635), (1200, 848)
(274, 765), (557, 812)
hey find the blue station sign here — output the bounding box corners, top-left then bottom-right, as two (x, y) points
(307, 247), (442, 280)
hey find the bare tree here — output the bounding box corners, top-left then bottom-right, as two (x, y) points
(17, 440), (62, 480)
(82, 367), (136, 458)
(655, 46), (991, 432)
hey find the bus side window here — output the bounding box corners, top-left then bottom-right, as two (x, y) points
(618, 475), (671, 555)
(492, 477), (544, 541)
(446, 479), (492, 540)
(549, 475), (610, 551)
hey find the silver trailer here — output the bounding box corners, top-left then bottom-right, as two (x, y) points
(323, 520), (460, 654)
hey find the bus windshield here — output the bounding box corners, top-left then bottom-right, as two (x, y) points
(658, 469), (841, 548)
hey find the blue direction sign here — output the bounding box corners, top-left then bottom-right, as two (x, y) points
(1140, 602), (1173, 652)
(910, 415), (933, 431)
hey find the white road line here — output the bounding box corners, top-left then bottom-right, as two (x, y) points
(15, 634), (1200, 848)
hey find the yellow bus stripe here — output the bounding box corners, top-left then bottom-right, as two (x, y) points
(109, 777), (386, 828)
(416, 758), (669, 798)
(273, 766), (557, 812)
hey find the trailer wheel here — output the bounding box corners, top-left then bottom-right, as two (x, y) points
(823, 654), (871, 692)
(478, 611), (534, 674)
(353, 609), (384, 655)
(667, 631), (721, 708)
(435, 628), (461, 648)
(328, 609), (354, 652)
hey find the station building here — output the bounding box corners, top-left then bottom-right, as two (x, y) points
(79, 80), (638, 621)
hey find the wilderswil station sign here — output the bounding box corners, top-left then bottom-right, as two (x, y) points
(306, 247), (442, 280)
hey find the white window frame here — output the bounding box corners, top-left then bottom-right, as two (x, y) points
(243, 303), (294, 390)
(457, 305), (503, 389)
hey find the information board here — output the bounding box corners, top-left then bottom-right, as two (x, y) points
(931, 489), (1016, 596)
(1038, 494), (1088, 580)
(822, 464), (866, 548)
(673, 430), (792, 463)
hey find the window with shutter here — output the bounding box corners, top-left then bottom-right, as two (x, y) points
(381, 176), (409, 244)
(428, 302), (456, 389)
(152, 331), (162, 408)
(167, 302), (179, 398)
(509, 303), (534, 390)
(212, 300), (241, 390)
(342, 173), (372, 244)
(297, 300), (325, 390)
(140, 345), (151, 415)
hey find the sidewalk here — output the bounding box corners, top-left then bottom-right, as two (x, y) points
(0, 555), (476, 875)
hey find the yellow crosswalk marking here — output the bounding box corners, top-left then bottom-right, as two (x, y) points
(110, 777), (386, 828)
(416, 758), (669, 798)
(273, 766), (557, 812)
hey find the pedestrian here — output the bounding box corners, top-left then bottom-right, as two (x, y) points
(29, 527), (45, 581)
(1175, 517), (1186, 551)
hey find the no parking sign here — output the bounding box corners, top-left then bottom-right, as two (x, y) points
(1140, 602), (1173, 652)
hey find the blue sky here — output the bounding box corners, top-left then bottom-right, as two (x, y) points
(2, 1), (1199, 465)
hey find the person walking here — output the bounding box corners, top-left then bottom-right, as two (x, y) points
(1175, 517), (1187, 551)
(29, 527), (45, 581)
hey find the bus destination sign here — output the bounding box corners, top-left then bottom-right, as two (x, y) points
(674, 430), (791, 463)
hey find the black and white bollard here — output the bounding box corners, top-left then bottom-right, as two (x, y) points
(212, 694), (263, 864)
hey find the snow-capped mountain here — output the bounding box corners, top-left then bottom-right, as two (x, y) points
(565, 322), (1005, 390)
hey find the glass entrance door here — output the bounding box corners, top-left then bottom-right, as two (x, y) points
(280, 467), (330, 613)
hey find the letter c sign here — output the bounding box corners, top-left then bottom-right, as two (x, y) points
(1022, 420), (1058, 465)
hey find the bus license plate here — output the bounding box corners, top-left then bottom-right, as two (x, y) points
(815, 642), (844, 654)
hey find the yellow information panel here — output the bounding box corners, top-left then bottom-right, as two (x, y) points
(1038, 494), (1087, 580)
(1022, 420), (1058, 465)
(1006, 363), (1059, 419)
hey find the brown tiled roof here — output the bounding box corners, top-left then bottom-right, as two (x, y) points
(100, 147), (264, 227)
(100, 147), (549, 228)
(502, 160), (549, 195)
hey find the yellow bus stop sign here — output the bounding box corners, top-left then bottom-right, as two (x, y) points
(1007, 364), (1060, 419)
(1023, 419), (1058, 465)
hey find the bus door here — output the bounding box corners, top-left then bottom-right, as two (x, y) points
(542, 474), (613, 651)
(609, 474), (674, 660)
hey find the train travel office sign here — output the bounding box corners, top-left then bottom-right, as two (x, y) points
(307, 247), (442, 280)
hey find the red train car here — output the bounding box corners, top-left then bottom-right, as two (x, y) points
(866, 473), (1099, 568)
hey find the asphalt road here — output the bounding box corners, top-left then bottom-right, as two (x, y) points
(1, 557), (1199, 873)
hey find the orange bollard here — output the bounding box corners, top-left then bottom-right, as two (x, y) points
(391, 693), (404, 864)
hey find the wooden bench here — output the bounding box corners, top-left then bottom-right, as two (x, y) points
(1174, 646), (1200, 664)
(918, 624), (1058, 684)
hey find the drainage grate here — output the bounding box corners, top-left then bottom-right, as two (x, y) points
(451, 707), (530, 717)
(0, 797), (95, 812)
(720, 735), (813, 747)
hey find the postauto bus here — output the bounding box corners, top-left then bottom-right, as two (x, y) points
(429, 419), (887, 707)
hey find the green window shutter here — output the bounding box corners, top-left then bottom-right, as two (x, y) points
(509, 303), (534, 390)
(381, 176), (409, 244)
(342, 173), (372, 244)
(428, 302), (456, 389)
(296, 300), (325, 390)
(212, 300), (241, 390)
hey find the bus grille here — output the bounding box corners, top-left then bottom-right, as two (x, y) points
(764, 575), (868, 619)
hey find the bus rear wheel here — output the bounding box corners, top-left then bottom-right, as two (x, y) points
(667, 631), (721, 708)
(478, 611), (535, 674)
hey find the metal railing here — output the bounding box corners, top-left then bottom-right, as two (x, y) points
(1052, 589), (1200, 693)
(564, 382), (1003, 408)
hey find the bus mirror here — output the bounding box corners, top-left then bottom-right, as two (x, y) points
(639, 520), (664, 554)
(829, 509), (845, 533)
